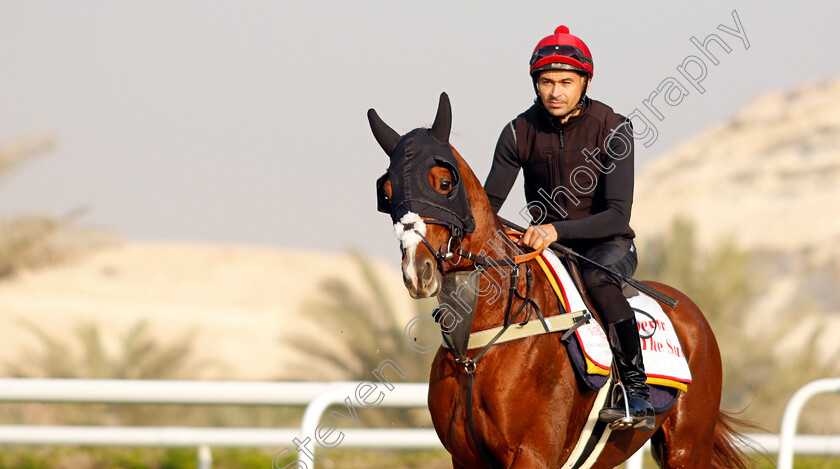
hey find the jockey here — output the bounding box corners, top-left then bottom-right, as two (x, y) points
(483, 25), (654, 431)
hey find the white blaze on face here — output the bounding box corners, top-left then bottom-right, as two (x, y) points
(394, 212), (427, 289)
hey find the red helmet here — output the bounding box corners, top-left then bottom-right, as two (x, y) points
(529, 25), (593, 79)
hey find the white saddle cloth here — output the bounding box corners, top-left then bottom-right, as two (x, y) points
(540, 250), (692, 390)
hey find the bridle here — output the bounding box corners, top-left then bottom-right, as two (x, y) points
(396, 214), (550, 361)
(399, 214), (555, 467)
(403, 217), (543, 272)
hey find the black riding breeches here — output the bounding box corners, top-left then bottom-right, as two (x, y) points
(570, 236), (638, 326)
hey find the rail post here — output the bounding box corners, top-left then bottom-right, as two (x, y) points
(777, 378), (840, 469)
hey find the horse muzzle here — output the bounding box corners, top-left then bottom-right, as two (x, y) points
(402, 255), (442, 298)
(393, 212), (444, 298)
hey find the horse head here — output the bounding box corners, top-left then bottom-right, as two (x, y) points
(368, 92), (498, 299)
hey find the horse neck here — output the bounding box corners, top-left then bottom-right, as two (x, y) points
(450, 145), (508, 265)
(450, 147), (537, 332)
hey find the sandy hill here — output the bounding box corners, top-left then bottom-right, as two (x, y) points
(0, 242), (412, 380)
(3, 79), (839, 381)
(634, 78), (840, 251)
(633, 78), (840, 360)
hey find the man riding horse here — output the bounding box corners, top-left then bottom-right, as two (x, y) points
(483, 25), (654, 431)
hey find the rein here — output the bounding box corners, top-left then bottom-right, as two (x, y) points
(402, 217), (568, 367)
(417, 219), (544, 269)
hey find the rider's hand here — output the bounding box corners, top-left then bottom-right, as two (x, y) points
(518, 224), (558, 252)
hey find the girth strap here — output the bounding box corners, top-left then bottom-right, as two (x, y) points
(452, 310), (589, 351)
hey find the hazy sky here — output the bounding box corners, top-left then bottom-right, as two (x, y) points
(2, 1), (839, 264)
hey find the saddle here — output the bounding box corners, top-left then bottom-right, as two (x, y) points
(546, 251), (687, 469)
(559, 249), (637, 311)
(537, 249), (691, 399)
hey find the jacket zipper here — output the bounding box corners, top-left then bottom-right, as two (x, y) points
(557, 126), (566, 214)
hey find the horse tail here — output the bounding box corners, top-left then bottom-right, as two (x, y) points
(710, 410), (760, 469)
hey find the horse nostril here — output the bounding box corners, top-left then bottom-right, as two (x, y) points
(420, 259), (435, 285)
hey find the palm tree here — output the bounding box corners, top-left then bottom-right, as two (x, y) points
(635, 217), (840, 432)
(285, 250), (438, 382)
(0, 133), (114, 279)
(2, 320), (215, 426)
(283, 250), (439, 426)
(0, 132), (55, 176)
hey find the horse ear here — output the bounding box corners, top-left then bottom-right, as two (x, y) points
(367, 108), (401, 156)
(430, 92), (451, 144)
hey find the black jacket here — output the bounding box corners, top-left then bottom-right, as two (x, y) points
(484, 97), (635, 241)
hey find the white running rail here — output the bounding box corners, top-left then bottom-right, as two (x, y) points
(1, 378), (838, 468)
(777, 377), (840, 469)
(627, 377), (840, 469)
(0, 378), (440, 467)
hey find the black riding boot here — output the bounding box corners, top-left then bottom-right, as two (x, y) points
(598, 317), (655, 431)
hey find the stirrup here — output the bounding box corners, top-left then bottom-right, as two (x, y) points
(606, 382), (635, 430)
(603, 382), (654, 431)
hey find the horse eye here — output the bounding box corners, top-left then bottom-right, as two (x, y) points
(440, 179), (452, 190)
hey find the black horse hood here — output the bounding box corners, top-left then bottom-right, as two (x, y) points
(370, 93), (476, 235)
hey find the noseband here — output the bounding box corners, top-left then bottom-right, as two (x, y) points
(394, 212), (549, 361)
(395, 213), (543, 273)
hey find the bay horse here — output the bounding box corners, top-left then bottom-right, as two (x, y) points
(368, 92), (751, 468)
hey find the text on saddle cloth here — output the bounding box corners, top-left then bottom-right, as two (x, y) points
(537, 250), (693, 391)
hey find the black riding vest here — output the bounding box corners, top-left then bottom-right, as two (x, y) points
(514, 99), (635, 239)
